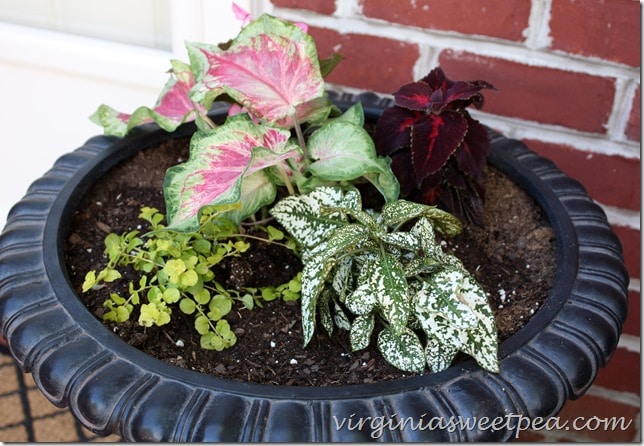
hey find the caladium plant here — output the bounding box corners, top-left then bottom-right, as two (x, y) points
(270, 186), (499, 373)
(92, 8), (397, 231)
(374, 67), (495, 225)
(91, 59), (209, 137)
(88, 3), (500, 373)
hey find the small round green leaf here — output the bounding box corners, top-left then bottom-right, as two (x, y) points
(179, 297), (197, 314)
(195, 315), (211, 335)
(163, 287), (181, 303)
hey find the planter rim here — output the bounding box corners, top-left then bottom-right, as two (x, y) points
(0, 91), (629, 441)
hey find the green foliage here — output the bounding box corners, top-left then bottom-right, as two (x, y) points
(86, 5), (499, 376)
(82, 207), (301, 351)
(271, 186), (499, 373)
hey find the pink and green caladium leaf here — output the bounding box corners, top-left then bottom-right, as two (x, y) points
(219, 170), (277, 225)
(164, 114), (300, 231)
(188, 13), (332, 129)
(306, 121), (400, 202)
(91, 60), (204, 137)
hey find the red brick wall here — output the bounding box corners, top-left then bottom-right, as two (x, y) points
(270, 0), (640, 441)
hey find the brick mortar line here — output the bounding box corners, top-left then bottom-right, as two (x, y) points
(466, 110), (640, 159)
(273, 8), (640, 80)
(606, 78), (640, 142)
(586, 384), (641, 408)
(628, 279), (640, 292)
(617, 334), (641, 354)
(523, 0), (553, 50)
(600, 204), (640, 231)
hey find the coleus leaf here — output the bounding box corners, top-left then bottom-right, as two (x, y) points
(394, 81), (437, 111)
(373, 106), (422, 156)
(373, 66), (494, 225)
(164, 114), (299, 231)
(189, 13), (332, 129)
(455, 115), (490, 178)
(418, 67), (495, 112)
(91, 60), (204, 137)
(411, 110), (468, 184)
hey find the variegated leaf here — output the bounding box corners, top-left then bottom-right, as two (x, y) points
(415, 268), (499, 372)
(361, 156), (401, 204)
(423, 207), (464, 237)
(217, 170), (276, 225)
(381, 200), (462, 236)
(455, 273), (499, 373)
(328, 102), (365, 127)
(381, 199), (432, 227)
(345, 281), (377, 315)
(164, 114), (298, 231)
(411, 218), (464, 269)
(300, 258), (333, 346)
(305, 224), (369, 262)
(190, 14), (331, 128)
(377, 231), (421, 252)
(91, 60), (203, 137)
(377, 327), (425, 372)
(329, 207), (380, 234)
(331, 257), (353, 302)
(270, 186), (361, 249)
(424, 338), (458, 373)
(371, 253), (409, 333)
(416, 269), (479, 329)
(333, 301), (352, 331)
(350, 314), (375, 351)
(319, 288), (335, 337)
(307, 122), (382, 180)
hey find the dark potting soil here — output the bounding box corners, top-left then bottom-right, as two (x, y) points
(64, 136), (556, 386)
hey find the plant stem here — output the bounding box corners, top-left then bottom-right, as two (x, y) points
(202, 114), (217, 129)
(293, 116), (308, 159)
(241, 216), (275, 226)
(276, 162), (296, 195)
(229, 233), (293, 250)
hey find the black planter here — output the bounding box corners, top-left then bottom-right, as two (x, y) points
(0, 92), (628, 441)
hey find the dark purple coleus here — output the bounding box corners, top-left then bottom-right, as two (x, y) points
(374, 67), (494, 225)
